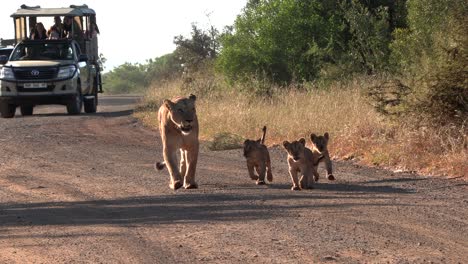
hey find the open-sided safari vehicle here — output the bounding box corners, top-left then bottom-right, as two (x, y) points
(0, 4), (102, 118)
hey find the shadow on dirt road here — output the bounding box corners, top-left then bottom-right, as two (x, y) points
(0, 95), (466, 263)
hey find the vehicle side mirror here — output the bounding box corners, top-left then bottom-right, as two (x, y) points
(78, 54), (88, 62)
(0, 55), (8, 65)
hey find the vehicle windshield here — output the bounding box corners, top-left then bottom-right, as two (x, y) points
(9, 42), (74, 61)
(0, 49), (13, 57)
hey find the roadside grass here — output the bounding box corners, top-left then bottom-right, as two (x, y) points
(135, 77), (467, 179)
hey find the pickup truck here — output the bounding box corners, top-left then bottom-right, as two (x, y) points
(0, 4), (102, 118)
(0, 39), (97, 117)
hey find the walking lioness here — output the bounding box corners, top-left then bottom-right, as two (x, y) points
(155, 94), (199, 190)
(243, 126), (273, 185)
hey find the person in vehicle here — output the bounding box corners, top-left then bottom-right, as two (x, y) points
(30, 22), (47, 40)
(86, 22), (100, 39)
(63, 16), (73, 37)
(47, 16), (65, 39)
(20, 47), (39, 60)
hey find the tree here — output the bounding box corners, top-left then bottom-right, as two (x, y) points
(102, 63), (148, 94)
(145, 53), (182, 84)
(173, 24), (220, 73)
(385, 0), (468, 124)
(340, 0), (392, 74)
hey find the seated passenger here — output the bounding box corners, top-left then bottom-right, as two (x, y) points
(48, 27), (61, 40)
(47, 16), (65, 39)
(30, 22), (47, 40)
(63, 16), (73, 37)
(20, 47), (39, 60)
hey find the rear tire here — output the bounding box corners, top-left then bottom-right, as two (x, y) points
(84, 78), (98, 113)
(67, 85), (82, 115)
(20, 105), (34, 116)
(84, 94), (97, 113)
(0, 103), (16, 118)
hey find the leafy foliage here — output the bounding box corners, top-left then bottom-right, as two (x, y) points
(217, 0), (346, 84)
(340, 0), (392, 74)
(102, 63), (148, 94)
(102, 54), (182, 94)
(387, 0), (468, 125)
(174, 24), (219, 73)
(216, 0), (406, 85)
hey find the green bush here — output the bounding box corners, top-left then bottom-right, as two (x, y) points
(386, 0), (468, 125)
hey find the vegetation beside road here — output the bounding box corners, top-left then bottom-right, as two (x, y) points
(127, 0), (467, 178)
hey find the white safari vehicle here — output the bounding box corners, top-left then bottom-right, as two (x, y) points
(0, 4), (103, 118)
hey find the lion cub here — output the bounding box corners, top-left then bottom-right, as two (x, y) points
(282, 138), (319, 190)
(243, 126), (273, 185)
(310, 133), (335, 181)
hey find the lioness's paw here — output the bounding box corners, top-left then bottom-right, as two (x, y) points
(291, 186), (301, 191)
(256, 180), (266, 185)
(170, 181), (183, 190)
(184, 183), (198, 189)
(327, 174), (335, 181)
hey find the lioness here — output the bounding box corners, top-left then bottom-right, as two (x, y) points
(155, 94), (199, 190)
(283, 138), (319, 190)
(310, 133), (335, 181)
(243, 126), (273, 185)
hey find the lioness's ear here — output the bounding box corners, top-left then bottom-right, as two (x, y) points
(299, 138), (306, 146)
(282, 141), (290, 149)
(244, 139), (249, 145)
(163, 99), (174, 110)
(324, 132), (329, 140)
(310, 133), (317, 141)
(189, 94), (197, 101)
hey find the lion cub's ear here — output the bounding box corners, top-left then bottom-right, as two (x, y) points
(324, 132), (329, 140)
(310, 133), (317, 142)
(189, 94), (197, 101)
(299, 138), (306, 146)
(282, 141), (290, 149)
(163, 99), (175, 110)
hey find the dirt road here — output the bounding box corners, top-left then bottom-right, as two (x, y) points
(0, 95), (467, 264)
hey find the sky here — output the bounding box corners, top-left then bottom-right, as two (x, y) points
(0, 0), (247, 71)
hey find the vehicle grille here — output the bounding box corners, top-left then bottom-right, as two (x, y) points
(13, 68), (58, 80)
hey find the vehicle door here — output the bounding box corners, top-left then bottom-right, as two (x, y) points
(73, 42), (90, 93)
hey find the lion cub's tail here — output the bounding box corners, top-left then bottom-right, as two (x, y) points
(261, 126), (267, 145)
(154, 161), (166, 171)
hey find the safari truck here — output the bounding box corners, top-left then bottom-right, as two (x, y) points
(0, 4), (102, 118)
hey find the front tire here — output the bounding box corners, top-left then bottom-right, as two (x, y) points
(20, 105), (34, 116)
(0, 103), (16, 118)
(67, 85), (83, 115)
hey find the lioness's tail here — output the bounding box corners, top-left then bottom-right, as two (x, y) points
(261, 126), (267, 145)
(154, 161), (166, 171)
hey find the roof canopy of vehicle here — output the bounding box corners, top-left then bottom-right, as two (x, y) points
(11, 5), (95, 17)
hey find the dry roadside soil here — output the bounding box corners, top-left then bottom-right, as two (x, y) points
(0, 95), (467, 264)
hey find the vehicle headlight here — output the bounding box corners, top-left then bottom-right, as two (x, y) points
(0, 67), (15, 81)
(57, 65), (77, 79)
